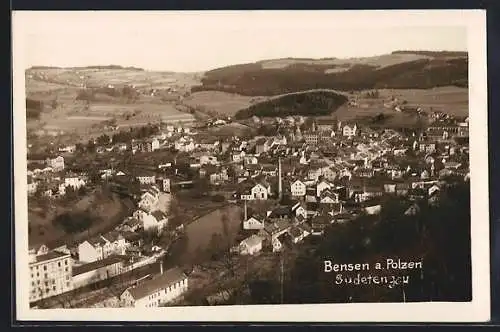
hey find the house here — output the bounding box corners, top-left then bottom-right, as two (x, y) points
(78, 232), (129, 264)
(138, 187), (160, 212)
(290, 180), (307, 197)
(47, 156), (65, 172)
(291, 201), (308, 219)
(199, 155), (218, 166)
(343, 124), (358, 138)
(232, 151), (246, 163)
(101, 231), (129, 257)
(261, 165), (278, 177)
(243, 215), (266, 230)
(316, 179), (333, 197)
(419, 142), (437, 154)
(239, 235), (263, 255)
(72, 255), (126, 289)
(64, 175), (87, 189)
(160, 178), (171, 193)
(243, 155), (259, 165)
(255, 138), (268, 155)
(319, 190), (340, 204)
(239, 179), (271, 201)
(78, 237), (107, 263)
(363, 202), (382, 215)
(141, 138), (160, 152)
(209, 168), (229, 185)
(304, 133), (319, 145)
(136, 173), (156, 185)
(134, 210), (168, 234)
(120, 267), (188, 307)
(59, 145), (76, 153)
(122, 217), (142, 232)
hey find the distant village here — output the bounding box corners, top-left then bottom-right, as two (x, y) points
(27, 109), (470, 308)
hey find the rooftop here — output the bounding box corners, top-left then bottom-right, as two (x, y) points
(30, 250), (69, 264)
(125, 267), (187, 300)
(73, 255), (127, 276)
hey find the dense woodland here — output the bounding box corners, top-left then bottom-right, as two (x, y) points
(234, 90), (348, 119)
(191, 56), (468, 96)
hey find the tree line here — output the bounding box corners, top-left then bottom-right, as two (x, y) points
(191, 57), (468, 96)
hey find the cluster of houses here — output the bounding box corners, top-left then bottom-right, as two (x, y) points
(227, 117), (469, 257)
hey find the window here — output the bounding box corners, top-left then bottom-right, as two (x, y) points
(58, 262), (61, 267)
(65, 267), (68, 272)
(66, 282), (70, 287)
(52, 286), (56, 291)
(44, 273), (47, 279)
(65, 260), (68, 265)
(31, 282), (35, 286)
(36, 273), (39, 277)
(45, 281), (48, 286)
(43, 265), (47, 271)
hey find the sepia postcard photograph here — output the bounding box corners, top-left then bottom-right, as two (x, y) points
(12, 10), (490, 322)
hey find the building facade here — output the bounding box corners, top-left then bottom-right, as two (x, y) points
(29, 249), (73, 303)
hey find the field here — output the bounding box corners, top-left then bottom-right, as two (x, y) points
(329, 86), (468, 122)
(259, 53), (432, 70)
(27, 68), (202, 91)
(208, 122), (254, 137)
(182, 91), (265, 116)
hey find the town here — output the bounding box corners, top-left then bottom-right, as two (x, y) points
(26, 104), (470, 308)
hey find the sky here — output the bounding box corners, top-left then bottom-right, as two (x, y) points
(13, 11), (469, 72)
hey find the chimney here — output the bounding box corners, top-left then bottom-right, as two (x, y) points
(278, 157), (283, 200)
(244, 200), (248, 221)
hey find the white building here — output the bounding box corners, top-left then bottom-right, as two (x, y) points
(77, 233), (129, 263)
(47, 156), (65, 172)
(290, 180), (307, 197)
(29, 248), (73, 303)
(133, 210), (168, 234)
(240, 182), (271, 201)
(136, 175), (156, 185)
(342, 124), (358, 138)
(64, 176), (86, 189)
(120, 267), (188, 307)
(238, 235), (263, 255)
(243, 216), (266, 230)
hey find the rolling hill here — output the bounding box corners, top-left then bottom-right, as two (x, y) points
(234, 90), (348, 120)
(191, 51), (468, 96)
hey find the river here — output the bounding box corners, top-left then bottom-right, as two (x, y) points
(165, 204), (243, 266)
